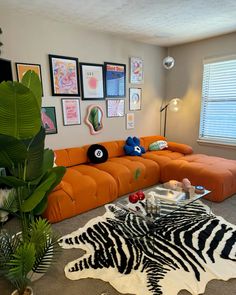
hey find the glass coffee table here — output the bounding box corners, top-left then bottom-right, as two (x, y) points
(114, 184), (211, 238)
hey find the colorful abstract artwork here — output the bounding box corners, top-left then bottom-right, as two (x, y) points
(16, 62), (43, 95)
(61, 98), (81, 126)
(104, 62), (126, 98)
(107, 99), (125, 117)
(49, 54), (80, 96)
(41, 107), (57, 134)
(130, 57), (144, 84)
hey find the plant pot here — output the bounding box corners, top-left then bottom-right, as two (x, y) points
(11, 286), (33, 295)
(29, 270), (44, 282)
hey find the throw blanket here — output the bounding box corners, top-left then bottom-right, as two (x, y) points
(60, 202), (236, 295)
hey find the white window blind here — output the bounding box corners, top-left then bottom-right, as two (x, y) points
(199, 57), (236, 144)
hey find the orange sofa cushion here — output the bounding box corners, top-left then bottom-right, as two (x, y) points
(167, 142), (193, 155)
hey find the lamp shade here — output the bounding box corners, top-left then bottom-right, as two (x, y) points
(163, 56), (175, 69)
(168, 98), (182, 112)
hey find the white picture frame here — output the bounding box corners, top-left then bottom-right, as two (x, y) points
(130, 57), (144, 84)
(126, 113), (135, 129)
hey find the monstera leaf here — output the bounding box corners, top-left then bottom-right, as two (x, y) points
(0, 79), (41, 140)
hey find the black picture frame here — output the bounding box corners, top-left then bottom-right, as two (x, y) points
(41, 106), (58, 135)
(49, 54), (80, 96)
(16, 62), (44, 96)
(0, 58), (13, 83)
(104, 62), (126, 98)
(61, 98), (81, 126)
(80, 62), (105, 100)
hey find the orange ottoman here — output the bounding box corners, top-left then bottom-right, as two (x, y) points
(160, 154), (236, 202)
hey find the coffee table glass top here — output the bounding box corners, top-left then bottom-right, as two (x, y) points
(116, 184), (210, 223)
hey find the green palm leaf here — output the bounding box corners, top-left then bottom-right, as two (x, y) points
(29, 218), (61, 274)
(0, 189), (18, 214)
(0, 81), (41, 140)
(6, 242), (36, 292)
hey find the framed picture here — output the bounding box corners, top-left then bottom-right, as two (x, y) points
(41, 107), (57, 134)
(16, 62), (43, 96)
(126, 113), (135, 129)
(0, 58), (13, 83)
(130, 57), (144, 84)
(107, 99), (125, 117)
(104, 62), (126, 98)
(129, 88), (142, 111)
(61, 98), (81, 126)
(49, 54), (80, 96)
(80, 63), (104, 100)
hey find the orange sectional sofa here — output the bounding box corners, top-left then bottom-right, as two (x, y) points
(43, 135), (236, 223)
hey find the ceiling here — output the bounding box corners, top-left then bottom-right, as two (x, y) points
(1, 0), (236, 46)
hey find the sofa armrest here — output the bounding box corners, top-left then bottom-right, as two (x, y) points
(167, 142), (193, 155)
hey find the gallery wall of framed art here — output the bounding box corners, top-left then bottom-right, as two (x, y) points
(11, 53), (145, 141)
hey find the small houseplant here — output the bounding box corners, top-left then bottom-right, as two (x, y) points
(0, 71), (66, 294)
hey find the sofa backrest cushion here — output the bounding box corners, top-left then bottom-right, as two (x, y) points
(167, 142), (193, 154)
(54, 149), (71, 167)
(98, 140), (125, 158)
(54, 147), (88, 167)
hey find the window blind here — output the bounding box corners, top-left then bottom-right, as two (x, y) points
(199, 58), (236, 144)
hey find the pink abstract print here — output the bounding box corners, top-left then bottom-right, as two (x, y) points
(53, 58), (78, 94)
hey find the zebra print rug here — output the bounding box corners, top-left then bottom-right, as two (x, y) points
(60, 201), (236, 295)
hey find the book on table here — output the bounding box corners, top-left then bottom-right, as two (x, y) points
(147, 187), (186, 202)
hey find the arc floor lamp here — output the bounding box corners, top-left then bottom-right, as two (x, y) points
(160, 98), (182, 137)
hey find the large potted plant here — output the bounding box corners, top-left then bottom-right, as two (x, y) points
(0, 71), (66, 294)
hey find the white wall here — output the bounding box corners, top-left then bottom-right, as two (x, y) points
(166, 32), (236, 159)
(0, 8), (166, 149)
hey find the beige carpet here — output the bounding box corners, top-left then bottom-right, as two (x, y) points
(1, 194), (236, 295)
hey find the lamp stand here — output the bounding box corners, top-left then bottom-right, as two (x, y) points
(160, 104), (169, 137)
(163, 107), (168, 137)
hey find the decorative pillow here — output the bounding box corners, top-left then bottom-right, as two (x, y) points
(87, 144), (108, 164)
(149, 140), (168, 151)
(124, 136), (146, 156)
